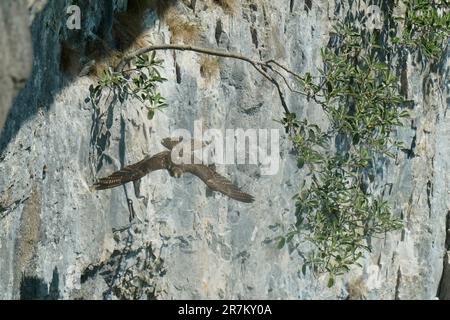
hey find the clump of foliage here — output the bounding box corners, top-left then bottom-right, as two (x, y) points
(393, 0), (449, 59)
(272, 1), (448, 285)
(275, 24), (407, 286)
(89, 51), (167, 120)
(274, 0), (448, 284)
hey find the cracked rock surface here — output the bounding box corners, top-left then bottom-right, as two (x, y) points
(0, 0), (448, 299)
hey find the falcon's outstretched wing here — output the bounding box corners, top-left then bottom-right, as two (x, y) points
(182, 164), (255, 203)
(94, 151), (170, 190)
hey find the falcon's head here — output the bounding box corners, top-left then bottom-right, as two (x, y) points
(169, 166), (183, 178)
(161, 136), (184, 150)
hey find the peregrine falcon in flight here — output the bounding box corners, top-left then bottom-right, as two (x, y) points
(93, 137), (255, 203)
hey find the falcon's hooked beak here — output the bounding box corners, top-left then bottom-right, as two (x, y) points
(173, 170), (182, 178)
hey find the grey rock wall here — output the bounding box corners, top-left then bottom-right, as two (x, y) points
(0, 0), (33, 131)
(0, 0), (448, 299)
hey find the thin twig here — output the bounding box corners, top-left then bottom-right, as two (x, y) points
(249, 63), (290, 113)
(265, 59), (305, 81)
(268, 65), (307, 96)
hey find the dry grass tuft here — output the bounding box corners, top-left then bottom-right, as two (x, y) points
(346, 276), (368, 300)
(164, 7), (201, 44)
(88, 0), (176, 78)
(92, 51), (124, 78)
(199, 55), (220, 80)
(112, 16), (149, 52)
(62, 0), (184, 78)
(112, 0), (169, 51)
(212, 0), (236, 14)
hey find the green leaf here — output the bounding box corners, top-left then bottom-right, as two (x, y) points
(301, 264), (307, 275)
(297, 157), (305, 169)
(278, 237), (286, 249)
(400, 109), (410, 118)
(327, 277), (335, 288)
(352, 133), (360, 144)
(147, 109), (155, 120)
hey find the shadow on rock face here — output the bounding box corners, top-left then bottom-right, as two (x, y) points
(79, 229), (165, 300)
(0, 0), (33, 132)
(0, 0), (175, 155)
(20, 267), (60, 300)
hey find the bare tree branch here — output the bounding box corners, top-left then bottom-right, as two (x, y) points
(114, 44), (310, 114)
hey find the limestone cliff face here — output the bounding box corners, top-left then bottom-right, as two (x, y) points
(0, 0), (448, 299)
(0, 0), (33, 131)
